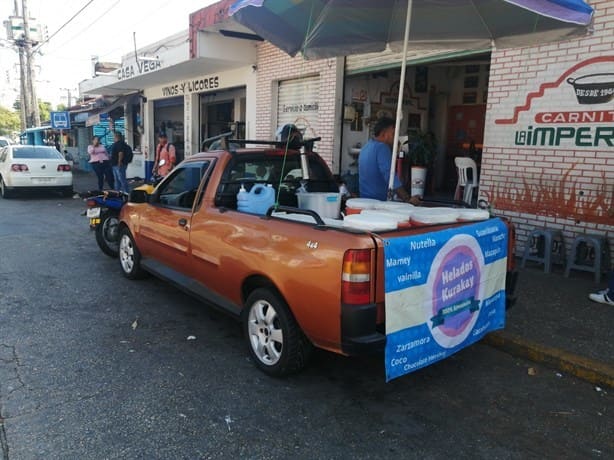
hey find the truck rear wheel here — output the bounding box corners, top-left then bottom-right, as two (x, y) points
(243, 288), (312, 377)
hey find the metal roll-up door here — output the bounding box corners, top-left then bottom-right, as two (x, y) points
(277, 76), (320, 139)
(346, 48), (489, 75)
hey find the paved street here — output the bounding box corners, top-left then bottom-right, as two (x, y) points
(0, 188), (612, 459)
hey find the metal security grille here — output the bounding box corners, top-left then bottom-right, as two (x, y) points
(276, 76), (320, 139)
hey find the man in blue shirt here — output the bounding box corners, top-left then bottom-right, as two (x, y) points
(359, 117), (416, 203)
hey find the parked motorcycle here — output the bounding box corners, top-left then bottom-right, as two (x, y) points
(83, 175), (162, 257)
(84, 190), (128, 257)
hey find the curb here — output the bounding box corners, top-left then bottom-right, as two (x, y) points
(484, 331), (614, 389)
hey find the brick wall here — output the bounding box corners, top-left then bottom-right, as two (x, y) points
(255, 42), (340, 167)
(482, 0), (614, 259)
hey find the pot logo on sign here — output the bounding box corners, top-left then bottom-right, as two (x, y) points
(567, 73), (614, 105)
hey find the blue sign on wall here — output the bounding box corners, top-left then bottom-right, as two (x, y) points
(50, 111), (70, 129)
(383, 218), (508, 381)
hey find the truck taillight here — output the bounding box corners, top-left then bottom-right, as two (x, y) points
(342, 249), (371, 305)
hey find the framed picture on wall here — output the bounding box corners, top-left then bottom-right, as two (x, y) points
(464, 75), (479, 89)
(408, 113), (421, 129)
(463, 92), (478, 104)
(415, 66), (428, 93)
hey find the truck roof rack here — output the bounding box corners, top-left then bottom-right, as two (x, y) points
(201, 131), (321, 151)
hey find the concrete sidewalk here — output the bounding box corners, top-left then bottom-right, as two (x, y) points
(486, 264), (614, 388)
(71, 170), (614, 387)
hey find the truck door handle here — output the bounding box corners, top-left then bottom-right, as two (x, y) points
(178, 218), (187, 227)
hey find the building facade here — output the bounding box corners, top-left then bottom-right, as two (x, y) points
(481, 0), (613, 251)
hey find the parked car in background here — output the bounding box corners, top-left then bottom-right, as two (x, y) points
(0, 145), (73, 198)
(0, 136), (13, 148)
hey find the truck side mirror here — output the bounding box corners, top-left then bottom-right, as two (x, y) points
(129, 189), (149, 203)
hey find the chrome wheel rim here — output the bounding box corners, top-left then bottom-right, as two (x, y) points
(119, 234), (135, 273)
(247, 299), (283, 366)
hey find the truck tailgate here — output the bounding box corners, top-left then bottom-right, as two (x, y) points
(374, 218), (510, 381)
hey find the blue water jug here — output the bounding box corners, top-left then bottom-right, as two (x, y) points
(237, 184), (275, 215)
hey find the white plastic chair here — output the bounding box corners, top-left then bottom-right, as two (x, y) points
(454, 157), (479, 205)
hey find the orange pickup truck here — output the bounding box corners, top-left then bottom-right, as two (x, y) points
(118, 141), (517, 379)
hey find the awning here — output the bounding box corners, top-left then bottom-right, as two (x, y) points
(85, 93), (140, 127)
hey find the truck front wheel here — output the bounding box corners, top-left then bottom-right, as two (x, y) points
(118, 228), (146, 279)
(243, 288), (312, 377)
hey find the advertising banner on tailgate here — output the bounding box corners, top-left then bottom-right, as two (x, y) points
(384, 218), (508, 381)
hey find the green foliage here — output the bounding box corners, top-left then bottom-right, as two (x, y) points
(10, 100), (54, 125)
(0, 106), (20, 136)
(56, 103), (67, 112)
(408, 130), (437, 167)
(39, 101), (52, 123)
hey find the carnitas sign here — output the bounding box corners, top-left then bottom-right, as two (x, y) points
(494, 56), (614, 148)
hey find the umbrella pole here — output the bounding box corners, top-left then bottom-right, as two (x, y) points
(388, 0), (413, 200)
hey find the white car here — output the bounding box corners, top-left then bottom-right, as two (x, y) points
(0, 145), (73, 198)
(0, 136), (12, 148)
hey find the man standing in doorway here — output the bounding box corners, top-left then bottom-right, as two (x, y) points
(153, 132), (176, 177)
(110, 131), (130, 193)
(359, 117), (418, 204)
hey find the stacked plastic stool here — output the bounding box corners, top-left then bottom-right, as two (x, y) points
(521, 228), (566, 273)
(564, 234), (611, 283)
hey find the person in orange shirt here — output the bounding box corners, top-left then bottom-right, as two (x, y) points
(153, 132), (176, 177)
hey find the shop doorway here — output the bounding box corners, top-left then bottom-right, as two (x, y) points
(200, 89), (246, 149)
(341, 53), (491, 198)
(444, 104), (486, 192)
(206, 101), (234, 138)
(154, 96), (185, 163)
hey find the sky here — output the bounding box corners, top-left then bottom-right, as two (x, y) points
(0, 0), (218, 109)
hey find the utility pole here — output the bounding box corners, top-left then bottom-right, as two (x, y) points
(60, 87), (74, 108)
(13, 0), (27, 131)
(22, 0), (40, 127)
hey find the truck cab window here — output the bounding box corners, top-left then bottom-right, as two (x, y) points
(157, 161), (210, 209)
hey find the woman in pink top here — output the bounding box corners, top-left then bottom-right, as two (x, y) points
(88, 136), (114, 190)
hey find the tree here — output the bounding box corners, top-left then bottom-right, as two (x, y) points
(0, 106), (20, 136)
(56, 103), (67, 112)
(39, 101), (52, 124)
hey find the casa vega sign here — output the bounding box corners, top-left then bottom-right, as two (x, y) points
(117, 59), (162, 81)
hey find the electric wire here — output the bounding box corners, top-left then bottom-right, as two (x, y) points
(33, 0), (97, 52)
(63, 0), (172, 61)
(43, 0), (122, 56)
